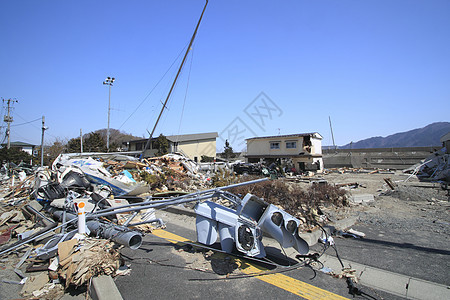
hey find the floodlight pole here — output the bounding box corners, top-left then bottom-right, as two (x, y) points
(103, 77), (115, 151)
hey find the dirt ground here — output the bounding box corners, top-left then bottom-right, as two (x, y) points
(319, 171), (449, 236)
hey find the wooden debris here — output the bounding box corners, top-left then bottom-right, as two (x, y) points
(383, 177), (397, 190)
(58, 238), (121, 288)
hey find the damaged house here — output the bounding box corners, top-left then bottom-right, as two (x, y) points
(123, 132), (218, 162)
(246, 133), (324, 172)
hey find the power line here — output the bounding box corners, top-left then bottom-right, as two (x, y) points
(10, 117), (41, 127)
(14, 112), (58, 140)
(176, 43), (196, 142)
(14, 112), (40, 131)
(118, 43), (188, 130)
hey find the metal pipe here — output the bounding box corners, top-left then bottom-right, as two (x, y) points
(90, 194), (215, 218)
(123, 197), (152, 226)
(52, 211), (142, 249)
(122, 211), (140, 227)
(91, 178), (268, 215)
(0, 219), (76, 257)
(24, 204), (55, 226)
(87, 220), (142, 250)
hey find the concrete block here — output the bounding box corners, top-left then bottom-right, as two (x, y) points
(28, 200), (43, 212)
(90, 275), (123, 300)
(331, 217), (357, 231)
(350, 194), (374, 204)
(298, 229), (322, 246)
(407, 277), (450, 300)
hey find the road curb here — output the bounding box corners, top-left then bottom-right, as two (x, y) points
(320, 254), (450, 300)
(89, 275), (123, 300)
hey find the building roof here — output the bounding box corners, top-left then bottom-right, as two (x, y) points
(124, 132), (218, 144)
(1, 141), (36, 147)
(166, 132), (218, 143)
(246, 132), (323, 141)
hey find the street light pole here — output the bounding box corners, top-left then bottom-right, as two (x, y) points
(103, 77), (115, 151)
(40, 116), (48, 167)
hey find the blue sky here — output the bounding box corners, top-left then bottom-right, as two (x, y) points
(1, 0), (449, 151)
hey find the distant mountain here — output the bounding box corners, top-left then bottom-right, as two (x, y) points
(341, 122), (450, 149)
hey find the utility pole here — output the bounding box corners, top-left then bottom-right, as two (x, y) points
(40, 116), (47, 167)
(142, 0), (209, 158)
(329, 116), (336, 151)
(80, 128), (83, 153)
(3, 98), (18, 149)
(103, 77), (115, 152)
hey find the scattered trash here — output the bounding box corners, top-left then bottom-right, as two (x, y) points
(337, 228), (366, 239)
(319, 266), (333, 274)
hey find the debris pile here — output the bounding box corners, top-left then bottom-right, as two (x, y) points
(404, 147), (449, 183)
(227, 177), (349, 230)
(0, 153), (181, 295)
(52, 152), (208, 196)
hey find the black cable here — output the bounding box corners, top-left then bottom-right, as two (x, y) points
(346, 277), (379, 300)
(332, 244), (345, 269)
(310, 221), (379, 299)
(118, 43), (188, 130)
(10, 117), (41, 127)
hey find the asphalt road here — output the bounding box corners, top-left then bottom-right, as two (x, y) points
(115, 210), (404, 300)
(309, 222), (450, 286)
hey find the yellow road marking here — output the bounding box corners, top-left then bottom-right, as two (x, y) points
(152, 229), (348, 300)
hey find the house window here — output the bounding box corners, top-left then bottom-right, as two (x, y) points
(286, 141), (297, 149)
(270, 142), (280, 149)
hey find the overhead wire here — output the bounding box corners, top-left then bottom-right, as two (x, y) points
(14, 113), (40, 131)
(10, 117), (41, 127)
(13, 112), (58, 140)
(146, 73), (179, 131)
(175, 42), (196, 144)
(118, 43), (189, 131)
(146, 40), (195, 137)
